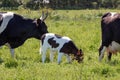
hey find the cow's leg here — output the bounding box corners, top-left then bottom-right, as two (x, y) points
(50, 50), (55, 62)
(99, 45), (106, 61)
(10, 48), (15, 58)
(57, 52), (63, 64)
(5, 43), (15, 58)
(107, 52), (112, 61)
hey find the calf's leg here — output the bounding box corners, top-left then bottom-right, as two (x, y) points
(50, 50), (55, 62)
(57, 52), (63, 64)
(40, 47), (47, 63)
(65, 54), (71, 63)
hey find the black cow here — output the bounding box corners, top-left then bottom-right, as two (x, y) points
(0, 12), (48, 57)
(99, 12), (120, 61)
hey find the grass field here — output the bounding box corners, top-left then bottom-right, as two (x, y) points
(0, 9), (120, 80)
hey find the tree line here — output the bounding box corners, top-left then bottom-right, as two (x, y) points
(0, 0), (120, 10)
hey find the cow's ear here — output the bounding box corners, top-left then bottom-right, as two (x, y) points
(35, 19), (41, 27)
(37, 19), (41, 24)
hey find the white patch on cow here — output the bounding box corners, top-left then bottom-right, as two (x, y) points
(99, 46), (106, 61)
(110, 12), (117, 17)
(108, 41), (120, 53)
(0, 12), (14, 34)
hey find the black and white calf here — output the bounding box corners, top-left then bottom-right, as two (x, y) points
(0, 12), (48, 58)
(99, 12), (120, 61)
(40, 33), (84, 64)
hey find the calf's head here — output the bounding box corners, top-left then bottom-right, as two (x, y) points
(73, 49), (84, 63)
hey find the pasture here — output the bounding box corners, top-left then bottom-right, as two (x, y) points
(0, 9), (120, 80)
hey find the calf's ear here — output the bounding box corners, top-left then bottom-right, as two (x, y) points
(80, 49), (82, 52)
(79, 49), (84, 56)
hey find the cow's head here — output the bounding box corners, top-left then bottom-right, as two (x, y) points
(36, 11), (49, 39)
(73, 49), (84, 63)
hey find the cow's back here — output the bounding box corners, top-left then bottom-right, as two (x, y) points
(102, 12), (120, 25)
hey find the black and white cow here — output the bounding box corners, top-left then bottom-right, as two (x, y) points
(99, 12), (120, 61)
(40, 33), (84, 64)
(0, 12), (48, 57)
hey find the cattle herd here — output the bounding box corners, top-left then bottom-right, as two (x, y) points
(0, 11), (120, 64)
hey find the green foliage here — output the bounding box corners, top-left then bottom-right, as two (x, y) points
(0, 0), (120, 9)
(25, 0), (41, 10)
(1, 0), (21, 8)
(5, 59), (18, 68)
(0, 9), (120, 80)
(0, 57), (4, 64)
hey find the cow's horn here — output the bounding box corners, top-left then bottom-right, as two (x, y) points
(40, 11), (44, 21)
(40, 11), (48, 21)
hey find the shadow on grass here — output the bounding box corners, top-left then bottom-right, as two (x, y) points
(0, 57), (4, 64)
(107, 59), (120, 66)
(4, 59), (18, 68)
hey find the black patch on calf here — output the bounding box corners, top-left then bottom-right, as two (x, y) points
(55, 34), (62, 38)
(60, 41), (77, 54)
(48, 37), (59, 48)
(60, 41), (71, 54)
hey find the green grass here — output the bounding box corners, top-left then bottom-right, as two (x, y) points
(0, 9), (120, 80)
